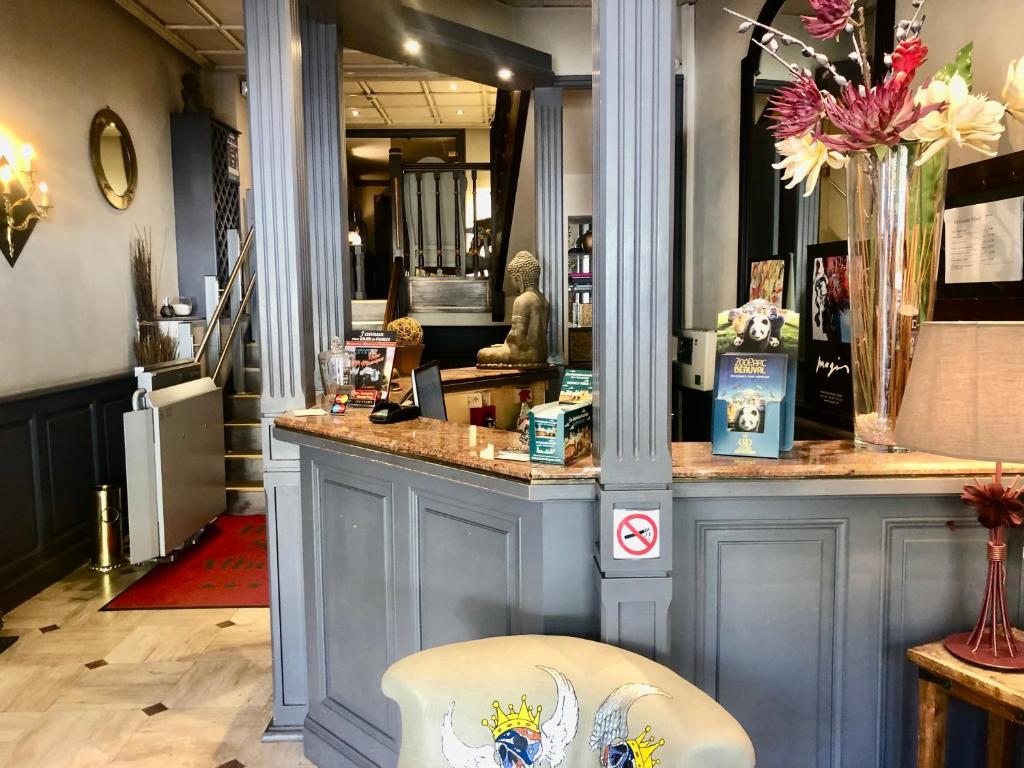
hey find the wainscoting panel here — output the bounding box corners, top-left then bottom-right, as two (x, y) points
(46, 407), (96, 539)
(0, 373), (134, 612)
(414, 489), (522, 650)
(298, 444), (549, 767)
(318, 469), (398, 749)
(879, 517), (993, 768)
(0, 419), (40, 568)
(674, 490), (1011, 768)
(696, 520), (845, 768)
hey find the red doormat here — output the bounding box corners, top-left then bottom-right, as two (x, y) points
(102, 515), (270, 610)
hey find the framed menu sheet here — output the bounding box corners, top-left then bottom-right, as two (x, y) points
(943, 197), (1024, 285)
(936, 150), (1024, 321)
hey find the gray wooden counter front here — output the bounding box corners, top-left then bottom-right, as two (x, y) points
(277, 428), (1016, 768)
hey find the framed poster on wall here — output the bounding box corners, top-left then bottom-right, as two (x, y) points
(801, 241), (853, 431)
(748, 253), (790, 309)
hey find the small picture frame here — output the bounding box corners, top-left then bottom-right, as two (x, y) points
(748, 254), (791, 309)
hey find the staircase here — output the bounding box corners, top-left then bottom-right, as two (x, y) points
(224, 341), (265, 514)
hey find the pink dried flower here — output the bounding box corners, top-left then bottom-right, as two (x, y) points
(821, 78), (938, 152)
(767, 75), (826, 139)
(801, 0), (854, 40)
(962, 481), (1024, 530)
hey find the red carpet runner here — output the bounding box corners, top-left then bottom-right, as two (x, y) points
(103, 515), (269, 610)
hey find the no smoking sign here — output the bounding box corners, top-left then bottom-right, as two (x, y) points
(613, 509), (661, 560)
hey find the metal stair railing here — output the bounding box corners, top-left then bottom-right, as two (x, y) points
(194, 226), (255, 376)
(194, 225), (254, 372)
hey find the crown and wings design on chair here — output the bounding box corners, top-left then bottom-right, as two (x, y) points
(440, 666), (668, 768)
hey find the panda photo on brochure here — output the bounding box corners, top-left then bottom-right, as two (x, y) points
(712, 353), (788, 459)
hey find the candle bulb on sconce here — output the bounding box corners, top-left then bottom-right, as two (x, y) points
(20, 144), (34, 173)
(38, 182), (49, 208)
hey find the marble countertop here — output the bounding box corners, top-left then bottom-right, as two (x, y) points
(671, 441), (1024, 480)
(274, 414), (1022, 484)
(274, 411), (598, 482)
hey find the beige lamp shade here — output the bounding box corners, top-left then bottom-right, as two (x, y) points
(895, 322), (1024, 463)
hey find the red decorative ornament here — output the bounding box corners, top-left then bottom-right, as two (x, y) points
(945, 465), (1024, 671)
(889, 37), (929, 81)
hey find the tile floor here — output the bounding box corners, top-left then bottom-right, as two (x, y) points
(0, 566), (313, 767)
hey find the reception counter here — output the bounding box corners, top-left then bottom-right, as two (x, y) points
(275, 412), (1024, 768)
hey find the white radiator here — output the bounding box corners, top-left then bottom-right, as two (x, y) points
(123, 377), (226, 562)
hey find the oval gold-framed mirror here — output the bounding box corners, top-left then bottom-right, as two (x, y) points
(89, 108), (138, 210)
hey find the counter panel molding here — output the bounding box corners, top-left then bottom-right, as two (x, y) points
(300, 445), (552, 768)
(413, 489), (528, 649)
(695, 520), (845, 768)
(278, 418), (1024, 768)
(673, 491), (1021, 768)
(879, 516), (995, 768)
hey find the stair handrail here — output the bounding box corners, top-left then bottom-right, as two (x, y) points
(213, 271), (257, 382)
(194, 226), (255, 366)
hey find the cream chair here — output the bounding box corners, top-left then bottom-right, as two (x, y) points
(382, 635), (755, 768)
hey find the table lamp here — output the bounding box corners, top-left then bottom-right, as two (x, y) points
(895, 322), (1024, 671)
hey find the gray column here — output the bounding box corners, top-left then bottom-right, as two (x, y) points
(593, 0), (676, 661)
(302, 11), (351, 359)
(247, 0), (348, 739)
(535, 87), (565, 365)
(247, 0), (315, 418)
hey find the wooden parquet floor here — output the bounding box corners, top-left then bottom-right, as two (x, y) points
(0, 566), (312, 767)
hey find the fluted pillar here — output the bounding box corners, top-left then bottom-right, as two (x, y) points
(593, 0), (676, 660)
(246, 0), (348, 738)
(303, 10), (351, 357)
(535, 87), (565, 364)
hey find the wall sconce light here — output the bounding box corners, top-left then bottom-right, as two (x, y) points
(1, 143), (52, 267)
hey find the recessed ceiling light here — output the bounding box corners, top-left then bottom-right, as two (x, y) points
(403, 38), (422, 54)
(456, 109), (464, 115)
(351, 109), (360, 117)
(449, 83), (458, 91)
(497, 67), (513, 81)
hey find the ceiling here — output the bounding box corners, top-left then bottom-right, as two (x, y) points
(113, 0), (246, 71)
(114, 0), (497, 127)
(343, 52), (497, 128)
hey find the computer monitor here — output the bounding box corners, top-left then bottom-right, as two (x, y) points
(411, 361), (447, 421)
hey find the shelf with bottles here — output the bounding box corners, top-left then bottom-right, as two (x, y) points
(567, 216), (593, 333)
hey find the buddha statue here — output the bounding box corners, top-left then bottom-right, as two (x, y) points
(477, 250), (549, 369)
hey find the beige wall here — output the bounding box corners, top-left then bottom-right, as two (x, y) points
(563, 89), (593, 219)
(0, 0), (195, 397)
(688, 0), (762, 328)
(896, 0), (1024, 166)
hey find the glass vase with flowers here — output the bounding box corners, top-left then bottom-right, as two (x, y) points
(727, 0), (1023, 449)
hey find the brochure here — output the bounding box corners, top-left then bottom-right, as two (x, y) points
(715, 299), (799, 452)
(712, 353), (788, 458)
(343, 330), (396, 406)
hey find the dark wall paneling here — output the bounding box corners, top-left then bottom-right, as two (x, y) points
(0, 373), (134, 612)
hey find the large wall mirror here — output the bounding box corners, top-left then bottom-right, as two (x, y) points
(90, 108), (138, 210)
(737, 0), (895, 310)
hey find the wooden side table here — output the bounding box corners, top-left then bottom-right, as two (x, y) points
(908, 633), (1024, 767)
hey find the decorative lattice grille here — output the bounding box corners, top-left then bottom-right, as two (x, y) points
(211, 123), (241, 289)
